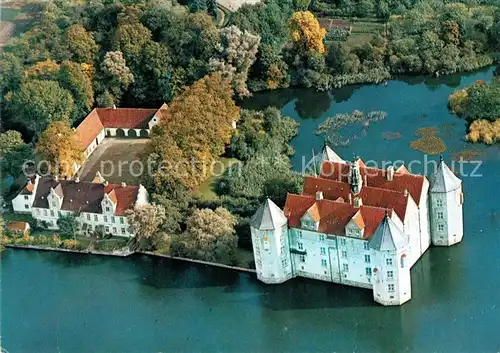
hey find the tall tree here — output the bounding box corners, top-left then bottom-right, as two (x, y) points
(209, 25), (260, 97)
(186, 207), (238, 264)
(0, 130), (24, 156)
(63, 24), (99, 64)
(36, 120), (84, 178)
(6, 80), (74, 136)
(288, 11), (326, 54)
(58, 61), (95, 120)
(126, 203), (167, 240)
(97, 51), (134, 105)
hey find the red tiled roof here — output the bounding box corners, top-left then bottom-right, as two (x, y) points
(8, 221), (29, 232)
(96, 108), (157, 129)
(104, 184), (138, 216)
(284, 194), (392, 239)
(32, 178), (138, 215)
(75, 109), (104, 150)
(320, 161), (426, 206)
(303, 176), (411, 221)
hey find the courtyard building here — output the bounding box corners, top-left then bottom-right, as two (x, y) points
(250, 149), (464, 306)
(12, 173), (148, 238)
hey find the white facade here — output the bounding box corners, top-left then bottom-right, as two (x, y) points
(11, 175), (40, 213)
(429, 157), (464, 246)
(250, 153), (464, 306)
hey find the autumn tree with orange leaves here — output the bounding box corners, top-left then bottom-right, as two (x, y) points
(147, 73), (240, 195)
(288, 11), (326, 55)
(36, 120), (84, 178)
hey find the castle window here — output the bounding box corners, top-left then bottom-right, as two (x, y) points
(437, 211), (444, 220)
(94, 215), (98, 222)
(104, 216), (108, 223)
(401, 255), (406, 268)
(387, 270), (394, 279)
(341, 250), (347, 259)
(437, 199), (443, 207)
(113, 227), (117, 234)
(342, 263), (349, 272)
(24, 196), (29, 200)
(50, 210), (54, 217)
(105, 226), (110, 233)
(300, 255), (306, 263)
(386, 258), (393, 266)
(282, 258), (288, 267)
(340, 238), (346, 246)
(364, 254), (371, 263)
(388, 284), (395, 292)
(35, 209), (39, 215)
(438, 223), (444, 232)
(24, 204), (29, 209)
(365, 267), (372, 276)
(319, 234), (325, 242)
(321, 259), (327, 267)
(297, 231), (302, 238)
(112, 217), (116, 224)
(106, 207), (110, 212)
(121, 228), (126, 234)
(363, 242), (369, 250)
(120, 218), (124, 224)
(320, 247), (326, 255)
(263, 237), (270, 250)
(44, 209), (48, 216)
(86, 214), (90, 221)
(298, 242), (304, 250)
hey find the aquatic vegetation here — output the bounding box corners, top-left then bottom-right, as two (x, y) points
(382, 131), (401, 140)
(315, 110), (388, 146)
(410, 127), (446, 154)
(452, 149), (483, 162)
(466, 119), (500, 145)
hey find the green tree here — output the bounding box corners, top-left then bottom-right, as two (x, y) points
(58, 61), (95, 119)
(6, 80), (74, 136)
(0, 130), (24, 156)
(1, 144), (33, 178)
(97, 51), (134, 105)
(63, 24), (99, 64)
(186, 207), (238, 265)
(57, 214), (80, 238)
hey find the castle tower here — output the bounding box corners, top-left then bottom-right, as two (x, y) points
(369, 215), (411, 306)
(429, 156), (463, 246)
(250, 198), (292, 284)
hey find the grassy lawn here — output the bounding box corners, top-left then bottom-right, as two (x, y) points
(195, 157), (239, 201)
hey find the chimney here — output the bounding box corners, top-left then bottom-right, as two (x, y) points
(387, 166), (394, 181)
(121, 182), (126, 187)
(104, 180), (109, 186)
(363, 175), (367, 187)
(75, 177), (80, 183)
(354, 197), (363, 208)
(348, 194), (352, 204)
(113, 104), (117, 109)
(316, 191), (324, 201)
(54, 175), (59, 181)
(404, 189), (408, 197)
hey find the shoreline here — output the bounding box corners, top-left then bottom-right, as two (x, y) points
(4, 244), (256, 273)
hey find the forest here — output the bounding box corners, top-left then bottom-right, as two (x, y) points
(0, 0), (499, 264)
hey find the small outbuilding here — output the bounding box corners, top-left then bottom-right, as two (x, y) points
(7, 221), (31, 235)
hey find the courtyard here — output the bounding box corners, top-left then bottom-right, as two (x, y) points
(77, 138), (149, 186)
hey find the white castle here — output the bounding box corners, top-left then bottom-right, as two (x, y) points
(250, 147), (464, 306)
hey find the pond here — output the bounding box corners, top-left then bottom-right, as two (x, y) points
(2, 67), (500, 352)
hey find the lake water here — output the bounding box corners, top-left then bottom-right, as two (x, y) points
(2, 67), (500, 352)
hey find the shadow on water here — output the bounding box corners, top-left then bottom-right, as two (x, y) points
(130, 254), (242, 289)
(253, 277), (376, 310)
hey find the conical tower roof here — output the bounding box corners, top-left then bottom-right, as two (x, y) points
(369, 215), (408, 251)
(250, 198), (287, 230)
(430, 157), (462, 193)
(322, 145), (344, 163)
